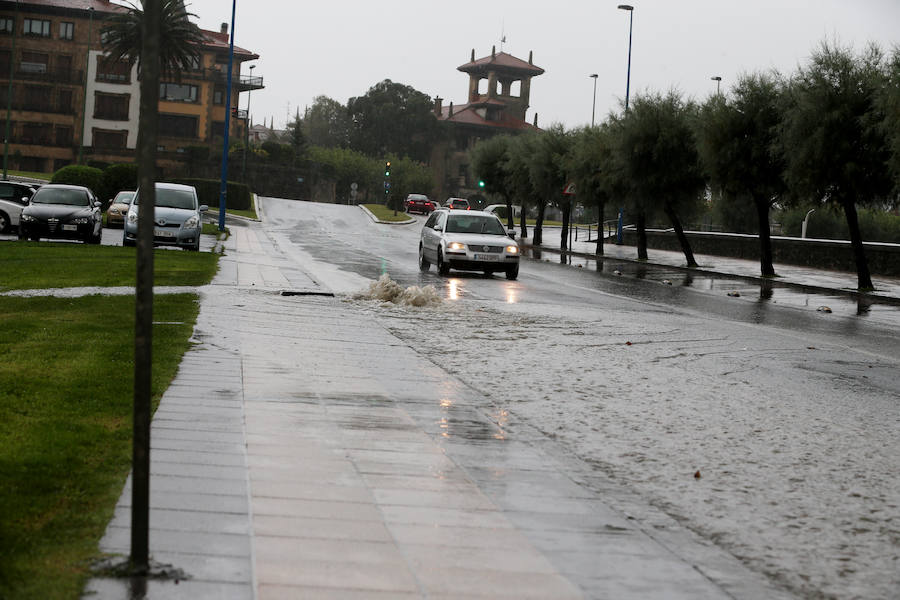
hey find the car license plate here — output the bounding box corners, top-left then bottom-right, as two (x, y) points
(62, 224), (77, 231)
(474, 254), (500, 261)
(154, 229), (175, 238)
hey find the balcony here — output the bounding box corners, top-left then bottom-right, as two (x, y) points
(206, 69), (264, 91)
(0, 99), (75, 115)
(5, 67), (85, 85)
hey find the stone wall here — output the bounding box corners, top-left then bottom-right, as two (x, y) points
(621, 230), (900, 276)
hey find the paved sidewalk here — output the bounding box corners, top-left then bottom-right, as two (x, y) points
(523, 227), (900, 302)
(85, 221), (794, 599)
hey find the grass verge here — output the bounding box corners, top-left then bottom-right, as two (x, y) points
(0, 243), (219, 291)
(206, 194), (259, 220)
(0, 293), (201, 600)
(363, 203), (413, 222)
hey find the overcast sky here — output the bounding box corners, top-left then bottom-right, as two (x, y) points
(182, 0), (899, 131)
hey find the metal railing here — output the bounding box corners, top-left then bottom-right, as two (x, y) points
(573, 219), (620, 242)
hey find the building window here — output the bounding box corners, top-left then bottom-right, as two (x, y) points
(93, 129), (128, 149)
(55, 126), (72, 146)
(96, 57), (131, 83)
(22, 122), (53, 145)
(59, 22), (74, 40)
(213, 86), (224, 105)
(158, 114), (198, 138)
(159, 82), (198, 103)
(94, 92), (130, 121)
(24, 85), (52, 112)
(23, 19), (51, 37)
(20, 51), (49, 74)
(0, 18), (13, 35)
(59, 89), (73, 113)
(211, 121), (225, 138)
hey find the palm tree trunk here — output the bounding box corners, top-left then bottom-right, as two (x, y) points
(560, 199), (570, 251)
(636, 211), (648, 260)
(843, 198), (873, 290)
(595, 197), (604, 256)
(131, 0), (161, 575)
(755, 197), (775, 277)
(664, 203), (697, 268)
(504, 198), (514, 230)
(534, 201), (546, 246)
(519, 204), (528, 240)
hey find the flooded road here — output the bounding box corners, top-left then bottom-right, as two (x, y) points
(260, 198), (900, 599)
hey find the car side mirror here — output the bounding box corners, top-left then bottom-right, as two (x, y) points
(199, 204), (208, 212)
(22, 196), (29, 203)
(93, 201), (101, 208)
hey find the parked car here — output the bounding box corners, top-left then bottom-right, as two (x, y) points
(419, 209), (519, 279)
(106, 190), (135, 228)
(123, 182), (206, 251)
(444, 197), (470, 210)
(405, 194), (435, 215)
(484, 203), (522, 223)
(0, 181), (41, 233)
(18, 184), (103, 243)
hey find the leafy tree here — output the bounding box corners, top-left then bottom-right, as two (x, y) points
(611, 91), (704, 266)
(523, 125), (570, 248)
(566, 126), (614, 256)
(386, 155), (435, 213)
(505, 132), (541, 240)
(303, 95), (352, 148)
(347, 80), (442, 163)
(877, 47), (900, 196)
(470, 135), (515, 229)
(308, 146), (380, 204)
(778, 41), (893, 290)
(284, 110), (308, 159)
(260, 140), (295, 165)
(696, 72), (785, 276)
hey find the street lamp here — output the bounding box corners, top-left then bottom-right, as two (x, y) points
(801, 208), (816, 239)
(77, 7), (94, 165)
(589, 74), (598, 127)
(618, 4), (633, 112)
(3, 0), (20, 179)
(711, 75), (722, 95)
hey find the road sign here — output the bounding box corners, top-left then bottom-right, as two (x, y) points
(563, 182), (576, 195)
(350, 182), (358, 191)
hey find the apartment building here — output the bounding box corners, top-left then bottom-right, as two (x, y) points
(0, 0), (262, 175)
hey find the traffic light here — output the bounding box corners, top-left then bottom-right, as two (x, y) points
(478, 179), (485, 188)
(384, 161), (391, 177)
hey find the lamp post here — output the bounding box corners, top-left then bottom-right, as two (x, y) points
(77, 7), (94, 165)
(218, 0), (236, 232)
(241, 63), (254, 177)
(589, 73), (598, 127)
(617, 4), (633, 112)
(711, 75), (722, 95)
(3, 0), (19, 179)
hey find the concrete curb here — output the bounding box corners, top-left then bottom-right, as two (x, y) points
(520, 241), (900, 305)
(358, 204), (417, 225)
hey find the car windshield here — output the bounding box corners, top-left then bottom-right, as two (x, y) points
(115, 192), (135, 203)
(31, 188), (90, 206)
(133, 188), (196, 209)
(445, 215), (506, 235)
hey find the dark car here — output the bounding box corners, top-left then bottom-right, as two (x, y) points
(18, 184), (103, 244)
(405, 194), (435, 215)
(0, 181), (41, 233)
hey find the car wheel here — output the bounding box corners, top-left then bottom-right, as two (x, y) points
(123, 236), (135, 247)
(418, 244), (430, 271)
(505, 264), (519, 280)
(437, 248), (450, 276)
(0, 211), (9, 234)
(189, 240), (200, 252)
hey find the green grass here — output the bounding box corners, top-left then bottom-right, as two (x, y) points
(206, 194), (259, 220)
(363, 203), (413, 222)
(3, 170), (51, 182)
(0, 293), (201, 599)
(201, 222), (231, 241)
(0, 243), (219, 291)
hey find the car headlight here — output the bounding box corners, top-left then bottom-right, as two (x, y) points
(448, 242), (466, 251)
(183, 215), (200, 228)
(127, 212), (137, 224)
(71, 217), (90, 224)
(20, 214), (36, 222)
(506, 245), (519, 254)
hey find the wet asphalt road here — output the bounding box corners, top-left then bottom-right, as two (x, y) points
(261, 198), (900, 364)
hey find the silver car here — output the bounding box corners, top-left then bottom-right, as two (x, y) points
(123, 183), (207, 251)
(419, 210), (520, 279)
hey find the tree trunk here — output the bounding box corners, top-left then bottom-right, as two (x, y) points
(533, 201), (546, 246)
(595, 197), (604, 256)
(131, 0), (161, 575)
(505, 197), (514, 230)
(560, 199), (570, 251)
(636, 211), (648, 260)
(519, 206), (528, 240)
(843, 199), (873, 290)
(664, 203), (697, 268)
(754, 197), (775, 277)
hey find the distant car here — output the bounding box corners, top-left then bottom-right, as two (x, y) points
(419, 209), (519, 279)
(405, 194), (435, 215)
(445, 197), (470, 210)
(0, 181), (41, 233)
(484, 204), (522, 223)
(106, 190), (135, 228)
(123, 182), (206, 251)
(18, 184), (103, 244)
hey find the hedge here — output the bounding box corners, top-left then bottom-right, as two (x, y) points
(172, 178), (252, 211)
(51, 165), (104, 200)
(100, 163), (139, 205)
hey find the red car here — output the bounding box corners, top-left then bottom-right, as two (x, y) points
(405, 194), (435, 215)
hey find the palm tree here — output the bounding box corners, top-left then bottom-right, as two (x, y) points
(101, 0), (205, 575)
